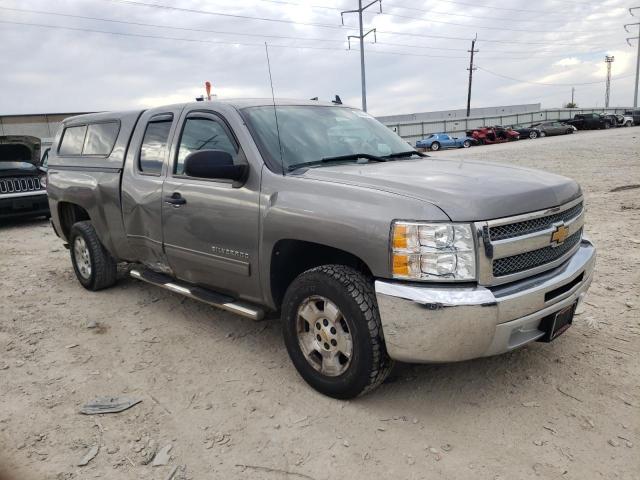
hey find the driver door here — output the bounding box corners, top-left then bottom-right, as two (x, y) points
(161, 107), (261, 300)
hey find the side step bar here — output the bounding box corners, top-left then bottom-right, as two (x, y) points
(130, 268), (265, 321)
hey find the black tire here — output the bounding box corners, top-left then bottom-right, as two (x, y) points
(282, 265), (392, 399)
(604, 122), (610, 129)
(567, 129), (574, 134)
(625, 121), (632, 127)
(430, 142), (440, 151)
(69, 221), (117, 291)
(462, 140), (471, 148)
(529, 131), (538, 139)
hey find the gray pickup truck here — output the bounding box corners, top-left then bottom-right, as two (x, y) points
(47, 99), (596, 398)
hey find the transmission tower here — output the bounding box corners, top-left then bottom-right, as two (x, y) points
(341, 1), (382, 112)
(625, 7), (640, 107)
(605, 55), (615, 108)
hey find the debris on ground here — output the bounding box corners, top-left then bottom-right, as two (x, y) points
(79, 397), (142, 415)
(77, 445), (99, 466)
(152, 444), (173, 467)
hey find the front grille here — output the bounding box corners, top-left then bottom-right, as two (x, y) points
(493, 228), (582, 277)
(489, 202), (583, 241)
(0, 176), (42, 194)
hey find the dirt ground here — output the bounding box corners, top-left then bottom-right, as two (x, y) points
(0, 127), (638, 480)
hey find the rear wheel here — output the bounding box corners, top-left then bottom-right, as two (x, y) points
(430, 142), (440, 151)
(604, 122), (611, 129)
(462, 140), (471, 148)
(625, 121), (632, 127)
(282, 265), (392, 399)
(529, 131), (538, 139)
(539, 131), (547, 137)
(69, 221), (117, 291)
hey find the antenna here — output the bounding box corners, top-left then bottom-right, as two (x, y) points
(264, 42), (285, 174)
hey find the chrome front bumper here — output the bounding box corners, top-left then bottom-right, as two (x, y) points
(375, 239), (596, 363)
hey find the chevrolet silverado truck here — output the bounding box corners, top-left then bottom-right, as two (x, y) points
(46, 99), (596, 398)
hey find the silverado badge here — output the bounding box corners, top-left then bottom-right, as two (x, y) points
(551, 224), (569, 247)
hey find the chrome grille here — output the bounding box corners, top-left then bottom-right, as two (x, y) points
(0, 176), (42, 194)
(493, 228), (582, 277)
(489, 202), (583, 241)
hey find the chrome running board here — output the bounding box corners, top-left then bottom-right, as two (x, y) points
(130, 268), (265, 321)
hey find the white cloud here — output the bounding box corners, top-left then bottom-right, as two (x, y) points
(554, 58), (582, 67)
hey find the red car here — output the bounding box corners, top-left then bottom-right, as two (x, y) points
(466, 126), (519, 145)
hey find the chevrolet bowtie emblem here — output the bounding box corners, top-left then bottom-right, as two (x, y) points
(551, 224), (569, 246)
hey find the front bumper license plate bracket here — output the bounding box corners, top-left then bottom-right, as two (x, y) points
(538, 302), (576, 342)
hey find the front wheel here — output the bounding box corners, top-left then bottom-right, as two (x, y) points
(625, 121), (632, 127)
(430, 142), (440, 151)
(69, 221), (117, 291)
(462, 140), (471, 148)
(282, 265), (392, 399)
(539, 131), (547, 137)
(604, 122), (611, 129)
(529, 131), (538, 139)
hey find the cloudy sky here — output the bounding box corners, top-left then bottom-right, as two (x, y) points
(0, 0), (637, 116)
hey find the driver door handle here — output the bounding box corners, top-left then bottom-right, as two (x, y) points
(165, 192), (186, 206)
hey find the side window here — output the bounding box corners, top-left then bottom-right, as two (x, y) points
(139, 120), (172, 175)
(175, 117), (238, 176)
(58, 125), (87, 156)
(84, 122), (120, 155)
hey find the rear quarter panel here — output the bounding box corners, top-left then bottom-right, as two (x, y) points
(47, 110), (142, 259)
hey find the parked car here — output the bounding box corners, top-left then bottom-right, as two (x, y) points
(603, 114), (633, 127)
(515, 121), (575, 139)
(0, 151), (49, 220)
(47, 99), (596, 399)
(416, 133), (475, 151)
(624, 109), (640, 125)
(564, 113), (610, 130)
(466, 126), (519, 144)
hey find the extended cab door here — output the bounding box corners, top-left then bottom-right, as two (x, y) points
(121, 106), (183, 271)
(161, 105), (261, 301)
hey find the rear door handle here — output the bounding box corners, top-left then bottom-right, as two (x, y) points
(165, 192), (186, 206)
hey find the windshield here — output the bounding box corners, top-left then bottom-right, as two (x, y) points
(242, 105), (413, 171)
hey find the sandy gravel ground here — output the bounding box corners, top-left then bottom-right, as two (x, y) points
(0, 127), (638, 480)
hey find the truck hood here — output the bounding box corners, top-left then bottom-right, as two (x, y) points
(300, 158), (581, 221)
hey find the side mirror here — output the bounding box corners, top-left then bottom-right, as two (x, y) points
(183, 150), (247, 181)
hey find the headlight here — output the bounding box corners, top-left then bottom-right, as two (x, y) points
(391, 222), (476, 281)
(39, 174), (47, 189)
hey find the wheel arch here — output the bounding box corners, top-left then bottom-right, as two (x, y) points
(269, 239), (374, 309)
(58, 202), (91, 240)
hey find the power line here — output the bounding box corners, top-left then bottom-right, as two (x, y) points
(0, 19), (469, 59)
(476, 66), (634, 86)
(1, 5), (615, 59)
(96, 0), (623, 48)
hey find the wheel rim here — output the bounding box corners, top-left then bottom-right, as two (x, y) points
(540, 131), (546, 137)
(296, 295), (353, 377)
(432, 143), (439, 150)
(463, 141), (470, 148)
(529, 131), (537, 139)
(73, 236), (92, 279)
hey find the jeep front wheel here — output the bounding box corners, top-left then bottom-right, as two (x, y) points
(282, 265), (392, 399)
(69, 221), (117, 291)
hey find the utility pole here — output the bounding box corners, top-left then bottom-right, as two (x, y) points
(466, 34), (478, 117)
(571, 87), (575, 105)
(605, 55), (615, 108)
(625, 7), (640, 107)
(341, 0), (381, 112)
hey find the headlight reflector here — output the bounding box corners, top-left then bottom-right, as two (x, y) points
(391, 222), (476, 281)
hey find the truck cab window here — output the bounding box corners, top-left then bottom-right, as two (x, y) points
(139, 120), (172, 175)
(175, 117), (237, 176)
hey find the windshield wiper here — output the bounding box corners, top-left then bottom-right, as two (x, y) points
(383, 150), (425, 159)
(287, 153), (387, 172)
